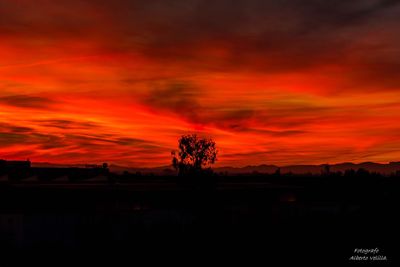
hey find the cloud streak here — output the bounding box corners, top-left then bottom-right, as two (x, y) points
(0, 95), (54, 108)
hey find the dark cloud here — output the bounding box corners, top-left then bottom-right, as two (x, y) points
(37, 119), (98, 130)
(0, 0), (399, 87)
(0, 122), (161, 162)
(0, 1), (97, 37)
(115, 137), (159, 147)
(62, 134), (160, 150)
(0, 132), (27, 146)
(0, 122), (33, 133)
(140, 78), (347, 130)
(0, 132), (63, 149)
(90, 0), (400, 73)
(141, 81), (257, 129)
(32, 134), (69, 149)
(143, 81), (202, 120)
(0, 95), (54, 108)
(244, 129), (307, 137)
(91, 0), (400, 91)
(140, 80), (339, 130)
(2, 1), (399, 61)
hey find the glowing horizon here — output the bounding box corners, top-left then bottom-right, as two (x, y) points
(1, 0), (400, 167)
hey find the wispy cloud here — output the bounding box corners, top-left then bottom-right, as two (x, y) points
(0, 95), (54, 108)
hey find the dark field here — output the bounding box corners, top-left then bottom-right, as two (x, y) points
(0, 175), (398, 264)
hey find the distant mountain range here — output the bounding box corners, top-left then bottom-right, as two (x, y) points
(215, 162), (400, 175)
(39, 162), (398, 175)
(31, 161), (400, 175)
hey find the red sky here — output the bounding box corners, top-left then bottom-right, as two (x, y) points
(1, 0), (400, 167)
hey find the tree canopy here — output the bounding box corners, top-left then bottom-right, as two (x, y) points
(171, 134), (218, 175)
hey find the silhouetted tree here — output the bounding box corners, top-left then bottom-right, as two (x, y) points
(322, 164), (331, 175)
(356, 168), (370, 177)
(171, 134), (218, 176)
(345, 169), (356, 177)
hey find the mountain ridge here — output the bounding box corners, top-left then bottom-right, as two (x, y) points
(111, 162), (400, 175)
(30, 161), (400, 175)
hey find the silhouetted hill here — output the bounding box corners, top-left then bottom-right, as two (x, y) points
(108, 162), (400, 175)
(32, 162), (95, 168)
(330, 162), (400, 174)
(109, 164), (174, 175)
(216, 164), (278, 174)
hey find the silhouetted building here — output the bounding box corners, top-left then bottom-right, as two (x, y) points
(0, 160), (31, 180)
(0, 160), (110, 182)
(0, 160), (31, 170)
(0, 160), (31, 177)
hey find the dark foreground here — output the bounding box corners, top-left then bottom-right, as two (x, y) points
(0, 175), (398, 264)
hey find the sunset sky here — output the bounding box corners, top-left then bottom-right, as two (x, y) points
(1, 0), (400, 167)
